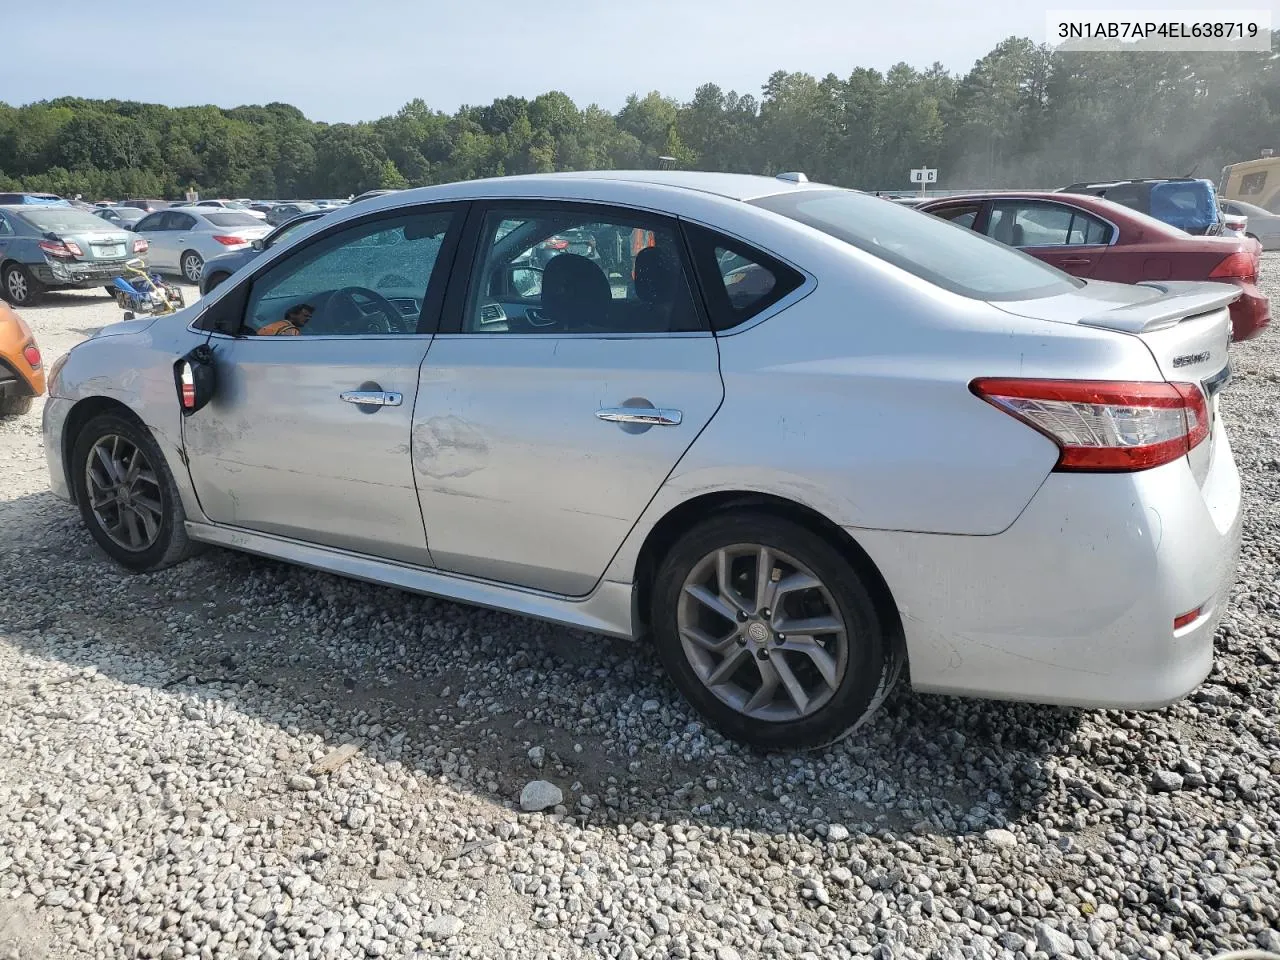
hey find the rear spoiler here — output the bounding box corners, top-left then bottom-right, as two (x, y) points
(1079, 281), (1240, 334)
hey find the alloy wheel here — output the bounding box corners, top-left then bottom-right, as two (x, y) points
(6, 269), (27, 303)
(183, 254), (203, 282)
(676, 543), (849, 722)
(84, 434), (164, 552)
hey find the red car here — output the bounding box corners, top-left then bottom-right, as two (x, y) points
(918, 192), (1270, 341)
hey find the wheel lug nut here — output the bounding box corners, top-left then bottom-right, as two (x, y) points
(775, 634), (786, 644)
(756, 649), (770, 660)
(736, 610), (748, 622)
(760, 608), (771, 619)
(736, 637), (747, 646)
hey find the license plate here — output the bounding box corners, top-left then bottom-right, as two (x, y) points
(93, 244), (125, 258)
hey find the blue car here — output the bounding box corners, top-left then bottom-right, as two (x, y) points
(198, 210), (327, 295)
(1058, 178), (1224, 236)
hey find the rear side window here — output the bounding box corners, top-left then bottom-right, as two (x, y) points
(1240, 171), (1267, 196)
(684, 224), (804, 331)
(750, 189), (1080, 301)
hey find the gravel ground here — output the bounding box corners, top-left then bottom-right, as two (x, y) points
(1, 270), (1278, 960)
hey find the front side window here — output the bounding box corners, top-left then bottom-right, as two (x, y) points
(459, 206), (702, 334)
(135, 213), (166, 232)
(751, 189), (1080, 301)
(985, 202), (1112, 247)
(170, 213), (197, 230)
(245, 210), (454, 337)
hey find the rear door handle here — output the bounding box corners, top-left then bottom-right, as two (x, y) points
(596, 406), (682, 426)
(340, 390), (402, 407)
(1061, 258), (1092, 266)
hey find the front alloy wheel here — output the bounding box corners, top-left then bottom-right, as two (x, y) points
(182, 252), (204, 283)
(84, 434), (164, 552)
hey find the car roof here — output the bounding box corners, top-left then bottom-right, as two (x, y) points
(467, 170), (830, 201)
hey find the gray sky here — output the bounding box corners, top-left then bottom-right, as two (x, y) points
(4, 0), (1266, 121)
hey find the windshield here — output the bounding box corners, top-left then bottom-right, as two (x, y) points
(750, 189), (1081, 300)
(18, 208), (122, 233)
(203, 212), (264, 227)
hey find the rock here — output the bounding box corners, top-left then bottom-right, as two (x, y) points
(641, 699), (661, 714)
(287, 774), (316, 792)
(716, 947), (741, 960)
(983, 828), (1018, 847)
(422, 916), (464, 940)
(1257, 930), (1280, 953)
(309, 742), (362, 775)
(345, 807), (368, 829)
(1150, 770), (1184, 793)
(1035, 922), (1076, 956)
(527, 746), (545, 767)
(520, 780), (563, 812)
(825, 823), (850, 842)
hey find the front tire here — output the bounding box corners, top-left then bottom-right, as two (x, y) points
(651, 512), (900, 750)
(70, 412), (199, 572)
(181, 251), (204, 284)
(2, 263), (41, 306)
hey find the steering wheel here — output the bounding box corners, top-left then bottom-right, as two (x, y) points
(329, 286), (404, 334)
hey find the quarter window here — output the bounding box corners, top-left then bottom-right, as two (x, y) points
(243, 210), (455, 337)
(459, 207), (703, 334)
(684, 224), (805, 331)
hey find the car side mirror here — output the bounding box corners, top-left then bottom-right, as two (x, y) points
(251, 238), (265, 251)
(174, 344), (217, 416)
(508, 265), (543, 298)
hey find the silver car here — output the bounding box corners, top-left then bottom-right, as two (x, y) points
(133, 207), (271, 283)
(1220, 199), (1280, 250)
(42, 172), (1242, 748)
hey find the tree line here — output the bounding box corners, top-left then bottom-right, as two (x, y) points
(1, 36), (1277, 201)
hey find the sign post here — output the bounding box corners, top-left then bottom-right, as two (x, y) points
(910, 167), (938, 198)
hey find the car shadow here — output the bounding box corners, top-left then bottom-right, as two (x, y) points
(1, 488), (1088, 843)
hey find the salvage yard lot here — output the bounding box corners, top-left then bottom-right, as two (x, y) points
(0, 268), (1278, 960)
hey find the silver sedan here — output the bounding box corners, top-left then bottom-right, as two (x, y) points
(42, 172), (1242, 747)
(132, 207), (270, 283)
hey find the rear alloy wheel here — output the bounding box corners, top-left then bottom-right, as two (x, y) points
(181, 251), (204, 284)
(71, 413), (199, 572)
(651, 512), (900, 749)
(2, 263), (40, 306)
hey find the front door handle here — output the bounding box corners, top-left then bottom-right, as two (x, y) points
(1061, 258), (1092, 266)
(340, 390), (403, 407)
(596, 406), (682, 426)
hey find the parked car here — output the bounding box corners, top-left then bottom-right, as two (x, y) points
(265, 201), (321, 227)
(918, 191), (1270, 341)
(119, 199), (172, 213)
(191, 199), (268, 221)
(348, 189), (399, 205)
(199, 209), (327, 294)
(247, 202), (277, 218)
(1220, 198), (1280, 249)
(1059, 178), (1223, 236)
(94, 207), (148, 230)
(0, 204), (148, 306)
(0, 302), (44, 416)
(133, 207), (271, 283)
(0, 192), (67, 206)
(44, 171), (1241, 748)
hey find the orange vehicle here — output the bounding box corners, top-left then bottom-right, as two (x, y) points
(0, 302), (44, 416)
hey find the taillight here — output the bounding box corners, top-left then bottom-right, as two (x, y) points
(542, 238), (569, 250)
(1209, 251), (1256, 280)
(132, 237), (149, 253)
(38, 238), (83, 258)
(22, 344), (41, 368)
(971, 378), (1210, 472)
(212, 235), (245, 246)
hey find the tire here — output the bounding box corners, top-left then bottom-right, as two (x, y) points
(2, 263), (41, 306)
(181, 251), (204, 284)
(650, 511), (900, 750)
(204, 271), (229, 293)
(103, 286), (117, 297)
(0, 395), (33, 417)
(70, 412), (200, 572)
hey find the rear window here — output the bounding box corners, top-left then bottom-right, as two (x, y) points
(17, 208), (119, 233)
(750, 189), (1081, 301)
(203, 212), (263, 227)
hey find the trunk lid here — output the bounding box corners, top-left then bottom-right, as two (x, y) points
(62, 229), (134, 262)
(993, 278), (1236, 485)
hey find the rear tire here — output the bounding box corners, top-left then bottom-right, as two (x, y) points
(70, 412), (200, 572)
(2, 263), (41, 306)
(650, 511), (901, 750)
(181, 251), (204, 284)
(0, 395), (33, 417)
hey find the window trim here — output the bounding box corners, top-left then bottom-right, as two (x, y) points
(194, 200), (469, 338)
(437, 199), (712, 338)
(981, 199), (1119, 248)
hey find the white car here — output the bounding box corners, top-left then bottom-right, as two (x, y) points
(190, 199), (268, 220)
(43, 171), (1241, 747)
(132, 207), (271, 283)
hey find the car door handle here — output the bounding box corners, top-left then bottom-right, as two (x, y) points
(340, 390), (402, 407)
(596, 406), (682, 426)
(1061, 258), (1092, 265)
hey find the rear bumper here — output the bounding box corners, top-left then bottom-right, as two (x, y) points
(33, 257), (135, 288)
(855, 419), (1242, 710)
(1228, 282), (1270, 341)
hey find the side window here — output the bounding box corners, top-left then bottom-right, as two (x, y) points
(459, 206), (703, 334)
(1097, 183), (1145, 212)
(0, 215), (12, 236)
(1240, 171), (1266, 196)
(245, 209), (455, 337)
(684, 224), (805, 332)
(929, 204), (981, 229)
(135, 213), (166, 232)
(986, 203), (1111, 247)
(171, 213), (197, 230)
